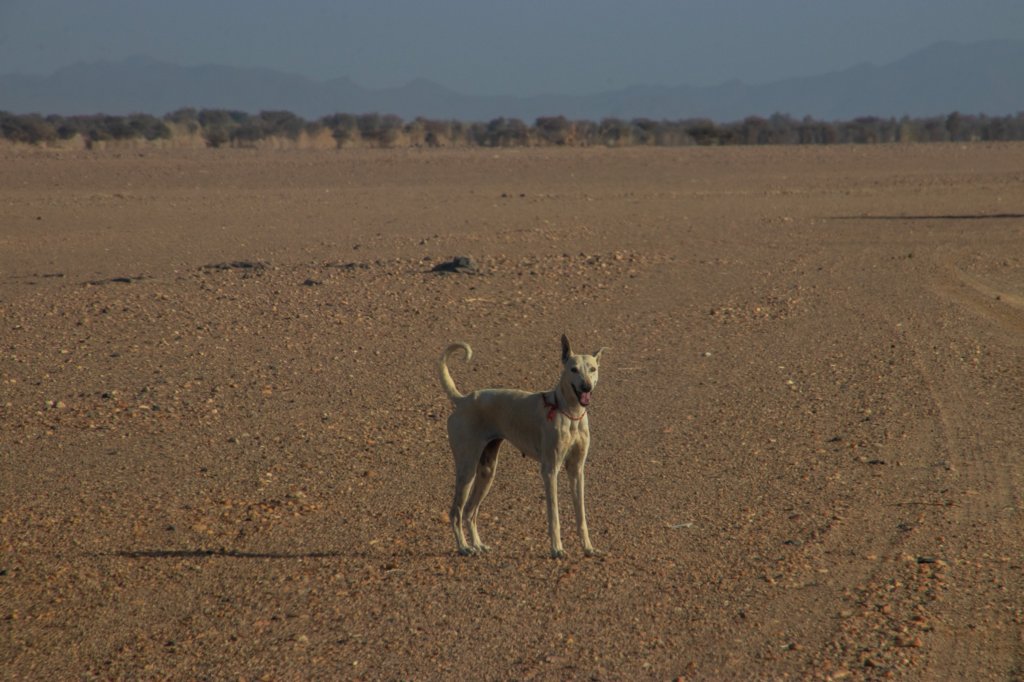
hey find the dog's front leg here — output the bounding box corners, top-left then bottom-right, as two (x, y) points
(541, 459), (565, 558)
(567, 453), (600, 557)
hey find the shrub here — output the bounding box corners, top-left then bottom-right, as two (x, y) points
(598, 118), (631, 146)
(483, 117), (529, 147)
(204, 126), (230, 148)
(321, 113), (358, 145)
(535, 116), (571, 145)
(165, 108), (200, 133)
(230, 118), (266, 145)
(685, 119), (720, 146)
(198, 109), (247, 147)
(126, 114), (171, 140)
(6, 107), (1024, 150)
(259, 110), (305, 139)
(0, 112), (57, 144)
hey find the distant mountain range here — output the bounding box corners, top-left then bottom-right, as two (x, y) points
(2, 40), (1023, 122)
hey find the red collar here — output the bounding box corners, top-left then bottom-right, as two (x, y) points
(542, 392), (586, 421)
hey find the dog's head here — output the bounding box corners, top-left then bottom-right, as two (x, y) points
(560, 334), (607, 407)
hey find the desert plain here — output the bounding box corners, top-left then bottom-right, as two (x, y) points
(2, 142), (1023, 679)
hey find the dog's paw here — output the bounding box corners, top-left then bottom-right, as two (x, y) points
(457, 546), (478, 557)
(474, 543), (492, 553)
(550, 548), (567, 559)
(583, 547), (604, 558)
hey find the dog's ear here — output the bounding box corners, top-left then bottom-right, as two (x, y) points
(594, 347), (609, 364)
(561, 334), (572, 363)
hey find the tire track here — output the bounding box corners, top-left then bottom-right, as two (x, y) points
(903, 256), (1024, 679)
(934, 258), (1024, 336)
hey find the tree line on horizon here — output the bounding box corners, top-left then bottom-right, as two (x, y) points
(2, 107), (1024, 148)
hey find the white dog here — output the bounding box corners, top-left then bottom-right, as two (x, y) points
(438, 335), (607, 558)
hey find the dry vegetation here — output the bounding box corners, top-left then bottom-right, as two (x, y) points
(3, 108), (1024, 150)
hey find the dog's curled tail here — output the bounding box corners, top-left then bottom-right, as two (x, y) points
(439, 342), (472, 401)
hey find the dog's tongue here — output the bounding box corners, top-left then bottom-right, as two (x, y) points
(578, 392), (591, 407)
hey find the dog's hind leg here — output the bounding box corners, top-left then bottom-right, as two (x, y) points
(449, 431), (486, 555)
(465, 439), (501, 552)
(450, 461), (477, 555)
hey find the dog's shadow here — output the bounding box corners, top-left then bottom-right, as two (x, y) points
(114, 548), (345, 560)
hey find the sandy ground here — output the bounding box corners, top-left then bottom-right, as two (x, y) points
(2, 143), (1023, 680)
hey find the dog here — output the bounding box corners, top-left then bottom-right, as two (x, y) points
(438, 335), (607, 558)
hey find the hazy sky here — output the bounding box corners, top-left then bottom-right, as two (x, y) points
(1, 0), (1022, 95)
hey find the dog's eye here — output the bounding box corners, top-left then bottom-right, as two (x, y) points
(589, 366), (596, 373)
(570, 367), (578, 373)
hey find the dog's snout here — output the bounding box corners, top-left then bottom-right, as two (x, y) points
(580, 382), (593, 393)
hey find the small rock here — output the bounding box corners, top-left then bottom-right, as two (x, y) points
(896, 635), (923, 648)
(431, 256), (478, 274)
